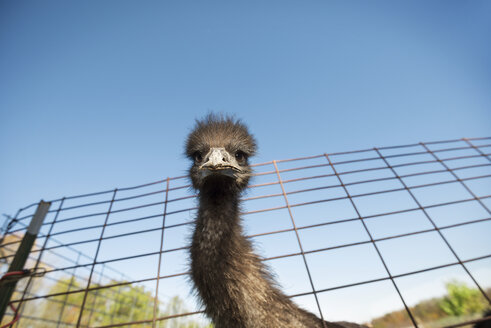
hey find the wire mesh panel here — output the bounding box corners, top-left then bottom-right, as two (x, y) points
(1, 137), (490, 328)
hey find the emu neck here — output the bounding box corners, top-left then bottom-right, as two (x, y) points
(191, 187), (258, 325)
(194, 188), (243, 257)
(191, 185), (327, 327)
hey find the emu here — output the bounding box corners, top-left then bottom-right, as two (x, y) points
(186, 114), (364, 328)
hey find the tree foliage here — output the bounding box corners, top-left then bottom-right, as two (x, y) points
(438, 280), (488, 316)
(371, 281), (490, 328)
(29, 277), (210, 328)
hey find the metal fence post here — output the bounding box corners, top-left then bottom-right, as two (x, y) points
(0, 200), (51, 322)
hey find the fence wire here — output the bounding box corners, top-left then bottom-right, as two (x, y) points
(1, 137), (490, 328)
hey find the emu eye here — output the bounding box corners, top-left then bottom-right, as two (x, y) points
(193, 151), (203, 163)
(235, 151), (246, 161)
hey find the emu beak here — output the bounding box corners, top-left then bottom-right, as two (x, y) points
(199, 147), (240, 177)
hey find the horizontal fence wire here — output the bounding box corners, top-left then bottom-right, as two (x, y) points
(0, 137), (490, 328)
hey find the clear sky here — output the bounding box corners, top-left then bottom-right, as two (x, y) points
(1, 1), (490, 325)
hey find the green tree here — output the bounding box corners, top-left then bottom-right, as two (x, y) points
(370, 283), (491, 328)
(32, 277), (209, 328)
(439, 280), (488, 316)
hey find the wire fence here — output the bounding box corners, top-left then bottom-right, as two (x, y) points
(1, 137), (490, 328)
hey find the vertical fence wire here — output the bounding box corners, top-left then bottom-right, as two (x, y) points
(56, 251), (82, 328)
(76, 189), (118, 327)
(87, 263), (105, 325)
(272, 160), (328, 328)
(153, 177), (170, 328)
(463, 138), (491, 162)
(324, 153), (420, 327)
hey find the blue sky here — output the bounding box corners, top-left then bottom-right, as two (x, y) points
(1, 1), (490, 325)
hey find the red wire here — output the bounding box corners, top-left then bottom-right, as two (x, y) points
(0, 303), (19, 328)
(0, 272), (25, 328)
(0, 271), (26, 279)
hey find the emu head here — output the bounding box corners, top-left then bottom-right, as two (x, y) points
(185, 114), (257, 193)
